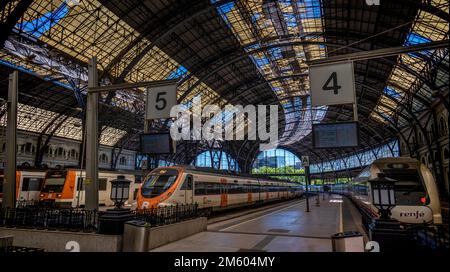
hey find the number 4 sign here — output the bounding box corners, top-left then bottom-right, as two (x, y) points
(146, 84), (177, 119)
(310, 61), (356, 107)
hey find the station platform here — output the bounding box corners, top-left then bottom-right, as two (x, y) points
(152, 195), (368, 252)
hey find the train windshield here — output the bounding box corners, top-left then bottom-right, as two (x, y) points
(380, 169), (425, 206)
(41, 176), (66, 193)
(141, 169), (178, 198)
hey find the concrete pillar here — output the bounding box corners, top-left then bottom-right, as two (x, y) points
(85, 57), (99, 210)
(3, 71), (18, 208)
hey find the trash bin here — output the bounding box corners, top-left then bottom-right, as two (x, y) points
(331, 231), (364, 252)
(98, 208), (134, 235)
(122, 220), (150, 252)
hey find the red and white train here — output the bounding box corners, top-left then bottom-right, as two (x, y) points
(136, 166), (304, 210)
(0, 170), (46, 204)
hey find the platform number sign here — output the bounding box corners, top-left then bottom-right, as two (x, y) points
(310, 61), (356, 107)
(301, 156), (310, 167)
(146, 84), (177, 119)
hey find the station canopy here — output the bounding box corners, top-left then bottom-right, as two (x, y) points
(0, 0), (448, 168)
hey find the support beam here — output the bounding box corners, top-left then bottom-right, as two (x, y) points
(88, 79), (178, 93)
(0, 0), (33, 48)
(85, 57), (99, 210)
(3, 71), (18, 208)
(308, 40), (449, 66)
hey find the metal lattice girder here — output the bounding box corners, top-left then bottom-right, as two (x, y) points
(0, 0), (448, 166)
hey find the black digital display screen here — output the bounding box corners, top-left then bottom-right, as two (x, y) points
(140, 133), (175, 154)
(312, 122), (359, 149)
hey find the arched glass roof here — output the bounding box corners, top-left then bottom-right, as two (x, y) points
(0, 0), (448, 166)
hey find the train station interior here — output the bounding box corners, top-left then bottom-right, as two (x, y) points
(0, 0), (449, 253)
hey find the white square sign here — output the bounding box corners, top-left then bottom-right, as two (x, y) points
(301, 155), (310, 167)
(310, 61), (356, 107)
(146, 84), (177, 119)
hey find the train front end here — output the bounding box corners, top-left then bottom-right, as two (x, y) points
(39, 170), (73, 207)
(136, 167), (183, 209)
(369, 158), (442, 224)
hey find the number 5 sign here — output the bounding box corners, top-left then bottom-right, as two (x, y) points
(146, 84), (177, 119)
(310, 61), (356, 107)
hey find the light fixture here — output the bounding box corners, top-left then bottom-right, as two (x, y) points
(110, 175), (132, 209)
(369, 174), (396, 220)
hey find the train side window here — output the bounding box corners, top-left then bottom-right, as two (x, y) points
(180, 175), (193, 190)
(194, 182), (207, 195)
(77, 177), (84, 191)
(0, 177), (3, 193)
(99, 178), (107, 191)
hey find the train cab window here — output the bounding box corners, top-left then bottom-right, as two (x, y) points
(22, 178), (44, 191)
(141, 169), (178, 198)
(42, 173), (66, 193)
(99, 178), (107, 191)
(379, 169), (426, 206)
(180, 175), (193, 190)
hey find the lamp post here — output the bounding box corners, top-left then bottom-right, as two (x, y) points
(368, 175), (396, 220)
(110, 175), (131, 209)
(367, 174), (412, 251)
(98, 175), (134, 235)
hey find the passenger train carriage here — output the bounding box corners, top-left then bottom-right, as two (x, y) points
(0, 170), (46, 205)
(334, 157), (442, 225)
(39, 169), (142, 208)
(137, 166), (304, 210)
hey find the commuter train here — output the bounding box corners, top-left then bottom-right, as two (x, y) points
(136, 166), (304, 210)
(0, 170), (46, 205)
(334, 157), (442, 224)
(39, 169), (143, 208)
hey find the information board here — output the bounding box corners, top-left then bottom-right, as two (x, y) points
(312, 122), (359, 149)
(140, 133), (175, 154)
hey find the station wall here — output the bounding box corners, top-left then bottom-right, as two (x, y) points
(398, 100), (449, 196)
(0, 129), (136, 171)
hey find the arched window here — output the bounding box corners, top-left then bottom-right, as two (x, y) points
(427, 154), (431, 165)
(252, 149), (302, 174)
(252, 148), (303, 182)
(57, 147), (64, 157)
(440, 116), (448, 136)
(193, 150), (239, 171)
(69, 149), (77, 159)
(25, 142), (32, 153)
(119, 156), (127, 165)
(418, 132), (422, 144)
(421, 157), (426, 164)
(99, 153), (108, 163)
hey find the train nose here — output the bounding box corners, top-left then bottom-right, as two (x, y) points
(138, 198), (158, 209)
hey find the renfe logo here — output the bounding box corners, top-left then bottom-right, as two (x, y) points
(399, 211), (426, 219)
(391, 206), (433, 224)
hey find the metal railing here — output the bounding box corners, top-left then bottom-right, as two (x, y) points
(0, 206), (98, 232)
(132, 203), (200, 227)
(1, 203), (203, 233)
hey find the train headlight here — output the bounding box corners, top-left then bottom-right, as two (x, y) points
(57, 194), (62, 198)
(40, 193), (44, 197)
